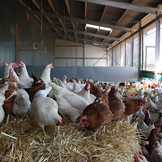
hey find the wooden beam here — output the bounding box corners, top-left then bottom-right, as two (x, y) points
(65, 0), (76, 37)
(28, 10), (133, 32)
(45, 23), (119, 41)
(47, 0), (67, 34)
(77, 0), (162, 15)
(18, 0), (50, 31)
(84, 2), (88, 40)
(85, 2), (87, 20)
(102, 0), (138, 44)
(100, 6), (108, 22)
(31, 0), (61, 34)
(115, 0), (138, 26)
(93, 6), (108, 42)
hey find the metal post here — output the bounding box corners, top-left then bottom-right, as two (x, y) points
(125, 41), (126, 66)
(53, 39), (56, 66)
(155, 15), (160, 81)
(106, 49), (108, 66)
(112, 48), (114, 66)
(141, 29), (144, 71)
(138, 21), (141, 81)
(131, 34), (134, 67)
(118, 43), (121, 66)
(15, 23), (18, 73)
(83, 42), (85, 66)
(75, 22), (78, 67)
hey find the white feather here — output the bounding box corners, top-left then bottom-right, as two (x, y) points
(31, 86), (61, 129)
(12, 89), (31, 115)
(49, 82), (89, 122)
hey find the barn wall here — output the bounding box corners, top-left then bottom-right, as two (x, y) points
(0, 0), (138, 82)
(32, 66), (137, 82)
(0, 0), (15, 66)
(0, 0), (56, 77)
(55, 39), (107, 67)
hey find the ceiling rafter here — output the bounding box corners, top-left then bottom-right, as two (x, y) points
(102, 0), (138, 44)
(28, 10), (133, 32)
(31, 0), (61, 35)
(93, 6), (109, 42)
(43, 23), (119, 41)
(18, 0), (49, 31)
(115, 0), (138, 26)
(47, 0), (67, 34)
(55, 34), (109, 48)
(76, 0), (162, 15)
(54, 33), (111, 47)
(65, 0), (76, 37)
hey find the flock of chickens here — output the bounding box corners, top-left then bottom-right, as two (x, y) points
(0, 61), (162, 162)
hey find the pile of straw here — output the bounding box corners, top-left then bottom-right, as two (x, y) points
(0, 113), (141, 162)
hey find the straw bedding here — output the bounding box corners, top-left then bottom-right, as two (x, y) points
(0, 112), (141, 162)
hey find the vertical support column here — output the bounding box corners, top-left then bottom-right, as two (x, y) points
(118, 43), (121, 66)
(125, 41), (126, 67)
(138, 21), (141, 81)
(53, 39), (56, 66)
(15, 23), (18, 70)
(83, 42), (85, 66)
(141, 29), (144, 71)
(131, 34), (134, 67)
(155, 15), (160, 81)
(106, 49), (108, 66)
(112, 48), (114, 66)
(75, 22), (78, 67)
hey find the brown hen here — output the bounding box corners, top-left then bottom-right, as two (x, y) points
(123, 97), (146, 116)
(24, 72), (45, 102)
(3, 69), (18, 124)
(108, 86), (125, 121)
(80, 90), (113, 132)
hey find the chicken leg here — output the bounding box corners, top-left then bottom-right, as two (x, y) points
(5, 114), (10, 125)
(42, 127), (47, 136)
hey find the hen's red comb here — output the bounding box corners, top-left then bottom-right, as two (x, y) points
(13, 61), (18, 66)
(151, 120), (154, 125)
(61, 118), (65, 126)
(80, 115), (87, 124)
(56, 118), (65, 126)
(2, 61), (6, 67)
(155, 127), (158, 131)
(50, 62), (53, 66)
(155, 141), (160, 147)
(20, 60), (23, 64)
(144, 108), (148, 114)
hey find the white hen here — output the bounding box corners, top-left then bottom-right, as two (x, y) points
(40, 63), (53, 87)
(147, 97), (157, 111)
(2, 61), (8, 77)
(12, 89), (31, 116)
(0, 84), (9, 123)
(18, 60), (33, 88)
(72, 79), (82, 93)
(31, 86), (64, 135)
(4, 62), (20, 82)
(77, 82), (96, 104)
(49, 82), (89, 122)
(151, 141), (162, 162)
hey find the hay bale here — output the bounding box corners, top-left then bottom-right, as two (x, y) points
(0, 112), (141, 162)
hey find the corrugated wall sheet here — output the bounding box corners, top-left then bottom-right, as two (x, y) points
(0, 0), (56, 78)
